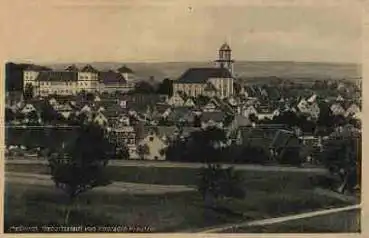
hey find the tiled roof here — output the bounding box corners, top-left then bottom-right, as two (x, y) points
(81, 64), (99, 73)
(117, 65), (134, 74)
(175, 68), (232, 84)
(25, 64), (52, 71)
(36, 71), (78, 81)
(99, 70), (127, 84)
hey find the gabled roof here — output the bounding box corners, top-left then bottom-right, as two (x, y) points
(81, 64), (98, 73)
(167, 107), (194, 122)
(176, 68), (232, 84)
(117, 65), (134, 74)
(156, 126), (179, 139)
(99, 70), (127, 84)
(232, 114), (251, 127)
(270, 130), (300, 149)
(201, 111), (226, 122)
(36, 71), (78, 81)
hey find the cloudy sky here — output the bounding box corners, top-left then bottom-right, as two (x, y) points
(1, 0), (363, 63)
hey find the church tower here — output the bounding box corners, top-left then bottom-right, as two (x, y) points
(215, 42), (234, 76)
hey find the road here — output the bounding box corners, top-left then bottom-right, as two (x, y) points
(6, 158), (328, 174)
(5, 172), (195, 195)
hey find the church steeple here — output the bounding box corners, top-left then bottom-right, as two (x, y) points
(215, 42), (234, 76)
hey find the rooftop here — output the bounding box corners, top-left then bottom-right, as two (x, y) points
(175, 68), (232, 84)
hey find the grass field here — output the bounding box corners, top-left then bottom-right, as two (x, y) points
(4, 163), (355, 232)
(4, 182), (352, 233)
(6, 163), (320, 189)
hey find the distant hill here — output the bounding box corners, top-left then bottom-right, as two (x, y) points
(6, 61), (361, 92)
(46, 61), (361, 81)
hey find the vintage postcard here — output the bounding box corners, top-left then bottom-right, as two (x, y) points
(1, 0), (364, 235)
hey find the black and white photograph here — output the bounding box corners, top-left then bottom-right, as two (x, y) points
(2, 0), (362, 234)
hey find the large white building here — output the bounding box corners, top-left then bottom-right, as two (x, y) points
(23, 64), (136, 96)
(173, 43), (235, 99)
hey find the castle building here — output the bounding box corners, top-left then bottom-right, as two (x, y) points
(23, 64), (136, 96)
(173, 43), (235, 99)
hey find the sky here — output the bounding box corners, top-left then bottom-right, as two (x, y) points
(1, 0), (363, 64)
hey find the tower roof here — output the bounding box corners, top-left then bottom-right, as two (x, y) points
(117, 65), (134, 74)
(81, 64), (98, 73)
(220, 42), (231, 51)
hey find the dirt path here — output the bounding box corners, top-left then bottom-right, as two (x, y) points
(5, 172), (195, 195)
(193, 204), (360, 233)
(6, 158), (328, 173)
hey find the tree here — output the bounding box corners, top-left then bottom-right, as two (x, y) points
(23, 83), (34, 101)
(193, 114), (202, 127)
(233, 82), (241, 95)
(319, 132), (361, 194)
(197, 165), (245, 211)
(133, 81), (156, 94)
(27, 111), (40, 125)
(157, 78), (173, 97)
(40, 101), (62, 124)
(249, 114), (258, 123)
(47, 123), (114, 224)
(137, 144), (150, 160)
(5, 108), (15, 122)
(115, 145), (130, 160)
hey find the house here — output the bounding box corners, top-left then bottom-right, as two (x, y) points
(307, 94), (317, 103)
(269, 129), (301, 160)
(137, 129), (167, 160)
(108, 125), (137, 158)
(99, 70), (132, 93)
(79, 104), (92, 114)
(330, 103), (346, 116)
(203, 98), (220, 112)
(93, 112), (108, 127)
(183, 98), (196, 108)
(21, 103), (37, 114)
(345, 103), (361, 118)
(236, 124), (290, 152)
(228, 96), (238, 106)
(241, 105), (258, 119)
(167, 107), (195, 125)
(156, 126), (180, 144)
(227, 114), (251, 138)
(56, 103), (73, 120)
(166, 92), (185, 107)
(117, 65), (135, 88)
(336, 94), (345, 102)
(200, 111), (226, 128)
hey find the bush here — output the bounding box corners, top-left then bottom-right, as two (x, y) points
(197, 164), (245, 208)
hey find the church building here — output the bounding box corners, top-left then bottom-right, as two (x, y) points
(173, 43), (235, 99)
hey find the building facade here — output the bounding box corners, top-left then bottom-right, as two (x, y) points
(23, 64), (136, 96)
